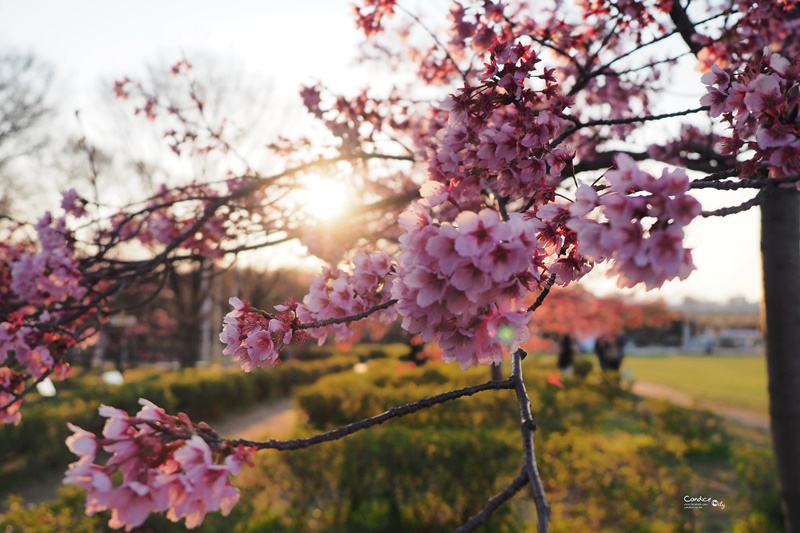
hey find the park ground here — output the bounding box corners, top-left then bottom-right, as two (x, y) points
(0, 348), (778, 532)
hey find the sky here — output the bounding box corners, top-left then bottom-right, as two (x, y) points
(0, 0), (764, 305)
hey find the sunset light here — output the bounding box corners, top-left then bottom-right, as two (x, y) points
(299, 176), (350, 221)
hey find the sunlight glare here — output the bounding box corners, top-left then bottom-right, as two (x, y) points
(302, 178), (350, 221)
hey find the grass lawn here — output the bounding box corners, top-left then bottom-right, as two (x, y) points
(529, 353), (769, 413)
(621, 355), (768, 413)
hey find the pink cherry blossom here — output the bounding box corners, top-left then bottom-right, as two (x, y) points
(391, 205), (542, 368)
(569, 154), (700, 289)
(64, 400), (253, 530)
(298, 251), (396, 344)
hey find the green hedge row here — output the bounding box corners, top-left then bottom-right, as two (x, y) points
(0, 355), (358, 475)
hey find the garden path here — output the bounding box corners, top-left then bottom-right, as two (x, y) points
(632, 380), (769, 430)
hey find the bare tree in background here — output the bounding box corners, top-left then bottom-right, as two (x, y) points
(0, 51), (52, 214)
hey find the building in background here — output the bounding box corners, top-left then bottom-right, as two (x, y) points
(673, 297), (762, 353)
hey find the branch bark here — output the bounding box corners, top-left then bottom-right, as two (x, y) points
(225, 377), (514, 451)
(512, 349), (550, 532)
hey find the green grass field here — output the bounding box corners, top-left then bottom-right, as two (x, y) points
(529, 353), (769, 413)
(621, 355), (768, 413)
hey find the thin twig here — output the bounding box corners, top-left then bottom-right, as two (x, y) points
(551, 106), (708, 149)
(298, 299), (398, 330)
(529, 273), (557, 312)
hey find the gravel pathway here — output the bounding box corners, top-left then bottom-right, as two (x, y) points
(212, 397), (299, 440)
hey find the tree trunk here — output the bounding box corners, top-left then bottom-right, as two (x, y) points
(761, 187), (800, 533)
(169, 265), (204, 369)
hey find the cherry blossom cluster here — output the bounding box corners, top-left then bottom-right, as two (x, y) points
(10, 212), (86, 307)
(568, 154), (700, 289)
(353, 0), (396, 37)
(219, 297), (309, 371)
(696, 1), (800, 72)
(0, 318), (72, 385)
(423, 39), (569, 210)
(391, 205), (540, 368)
(1, 202), (90, 422)
(122, 182), (258, 260)
(64, 399), (253, 531)
(299, 83), (415, 159)
(701, 52), (800, 178)
(297, 251), (396, 343)
(528, 202), (592, 286)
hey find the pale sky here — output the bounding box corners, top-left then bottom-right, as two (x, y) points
(0, 0), (764, 304)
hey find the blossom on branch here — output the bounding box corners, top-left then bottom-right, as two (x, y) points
(297, 251), (396, 343)
(219, 297), (309, 371)
(64, 399), (253, 531)
(701, 51), (800, 178)
(392, 205), (540, 368)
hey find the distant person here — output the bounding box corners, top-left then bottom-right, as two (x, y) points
(595, 334), (624, 371)
(703, 336), (715, 355)
(557, 334), (576, 376)
(402, 335), (428, 366)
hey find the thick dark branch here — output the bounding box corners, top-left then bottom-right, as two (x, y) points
(702, 186), (773, 217)
(226, 377), (515, 450)
(690, 175), (800, 190)
(453, 470), (530, 533)
(669, 1), (704, 56)
(692, 167), (740, 182)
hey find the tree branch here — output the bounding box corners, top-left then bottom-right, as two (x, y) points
(453, 470), (530, 533)
(690, 174), (800, 190)
(529, 273), (557, 312)
(298, 299), (398, 330)
(553, 106), (708, 150)
(512, 349), (551, 532)
(702, 186), (774, 217)
(225, 377), (515, 450)
(669, 0), (704, 56)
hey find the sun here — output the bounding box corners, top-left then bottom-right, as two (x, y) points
(299, 177), (350, 221)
